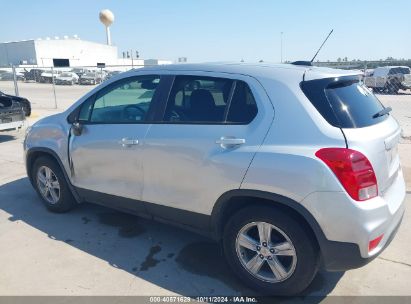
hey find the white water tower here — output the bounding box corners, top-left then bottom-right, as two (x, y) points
(99, 9), (114, 45)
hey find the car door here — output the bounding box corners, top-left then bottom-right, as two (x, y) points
(142, 72), (274, 225)
(69, 74), (163, 212)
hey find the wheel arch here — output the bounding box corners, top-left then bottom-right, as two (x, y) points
(26, 147), (81, 203)
(211, 189), (327, 249)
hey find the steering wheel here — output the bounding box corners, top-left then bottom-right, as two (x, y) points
(169, 108), (188, 122)
(123, 104), (146, 121)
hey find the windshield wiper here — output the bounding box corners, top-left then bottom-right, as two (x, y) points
(373, 106), (392, 119)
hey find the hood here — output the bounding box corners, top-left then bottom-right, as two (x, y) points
(3, 94), (27, 103)
(31, 112), (66, 128)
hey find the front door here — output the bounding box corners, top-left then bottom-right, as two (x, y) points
(69, 75), (161, 210)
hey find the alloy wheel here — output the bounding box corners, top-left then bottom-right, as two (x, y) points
(36, 166), (60, 204)
(235, 221), (297, 283)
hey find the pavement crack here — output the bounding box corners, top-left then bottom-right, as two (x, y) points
(378, 257), (411, 268)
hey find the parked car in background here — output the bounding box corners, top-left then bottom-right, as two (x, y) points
(39, 70), (61, 83)
(23, 68), (46, 82)
(0, 90), (31, 116)
(55, 72), (79, 85)
(0, 72), (25, 81)
(79, 71), (104, 85)
(364, 66), (410, 94)
(105, 70), (122, 80)
(0, 95), (25, 131)
(363, 69), (374, 77)
(72, 68), (92, 79)
(401, 74), (411, 91)
(24, 63), (405, 295)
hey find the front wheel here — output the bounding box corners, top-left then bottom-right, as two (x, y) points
(33, 156), (76, 213)
(223, 206), (319, 295)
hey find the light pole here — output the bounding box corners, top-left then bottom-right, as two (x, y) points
(280, 32), (283, 63)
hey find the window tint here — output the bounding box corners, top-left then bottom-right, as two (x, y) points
(301, 76), (387, 128)
(227, 81), (258, 124)
(89, 76), (160, 123)
(164, 76), (232, 123)
(78, 97), (94, 121)
(389, 67), (410, 75)
(164, 76), (257, 124)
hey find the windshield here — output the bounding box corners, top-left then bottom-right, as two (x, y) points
(301, 76), (387, 128)
(60, 73), (72, 77)
(84, 73), (95, 77)
(373, 68), (389, 77)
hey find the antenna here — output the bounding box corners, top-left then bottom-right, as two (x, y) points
(310, 29), (334, 63)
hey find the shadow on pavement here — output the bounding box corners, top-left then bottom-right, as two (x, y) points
(0, 134), (16, 143)
(0, 177), (344, 300)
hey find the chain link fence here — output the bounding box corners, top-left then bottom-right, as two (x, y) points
(0, 64), (145, 111)
(1, 61), (411, 114)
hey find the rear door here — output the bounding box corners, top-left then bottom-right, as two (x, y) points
(302, 75), (401, 195)
(141, 72), (274, 221)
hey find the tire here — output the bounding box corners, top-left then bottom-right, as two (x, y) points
(386, 81), (399, 94)
(32, 156), (76, 213)
(223, 206), (319, 296)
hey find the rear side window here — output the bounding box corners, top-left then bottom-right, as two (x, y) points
(163, 76), (257, 124)
(301, 76), (388, 128)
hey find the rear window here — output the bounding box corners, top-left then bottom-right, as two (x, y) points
(389, 67), (410, 75)
(301, 76), (388, 128)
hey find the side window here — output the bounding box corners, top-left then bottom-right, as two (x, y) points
(164, 76), (233, 123)
(78, 97), (94, 122)
(226, 81), (258, 124)
(89, 76), (160, 123)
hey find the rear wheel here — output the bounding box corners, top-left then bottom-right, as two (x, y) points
(223, 206), (319, 295)
(33, 156), (76, 213)
(386, 81), (399, 94)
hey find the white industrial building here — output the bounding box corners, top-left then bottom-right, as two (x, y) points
(0, 37), (121, 67)
(0, 37), (171, 68)
(0, 9), (173, 69)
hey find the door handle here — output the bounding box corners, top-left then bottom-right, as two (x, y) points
(119, 138), (139, 147)
(216, 136), (246, 148)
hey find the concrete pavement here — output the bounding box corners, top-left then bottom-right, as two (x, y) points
(0, 81), (410, 297)
(0, 126), (410, 297)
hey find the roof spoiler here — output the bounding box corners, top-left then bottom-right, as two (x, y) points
(291, 61), (312, 66)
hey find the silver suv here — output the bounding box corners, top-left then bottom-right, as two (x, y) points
(24, 63), (405, 295)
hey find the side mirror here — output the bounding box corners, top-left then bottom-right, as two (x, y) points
(72, 121), (83, 136)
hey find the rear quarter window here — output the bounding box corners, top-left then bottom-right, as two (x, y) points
(301, 76), (388, 128)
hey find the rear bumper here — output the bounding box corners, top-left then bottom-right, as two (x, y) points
(0, 120), (25, 131)
(320, 208), (403, 271)
(301, 167), (406, 271)
(0, 109), (25, 131)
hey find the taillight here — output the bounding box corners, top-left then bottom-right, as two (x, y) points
(315, 148), (378, 201)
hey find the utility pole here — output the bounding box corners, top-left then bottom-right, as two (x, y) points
(280, 32), (284, 63)
(130, 49), (134, 68)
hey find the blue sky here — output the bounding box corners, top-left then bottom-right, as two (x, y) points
(1, 0), (410, 62)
